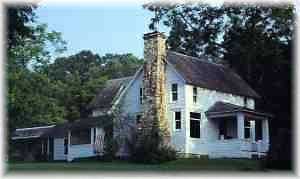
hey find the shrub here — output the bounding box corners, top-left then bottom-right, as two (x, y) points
(129, 129), (177, 164)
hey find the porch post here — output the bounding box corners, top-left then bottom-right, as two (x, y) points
(262, 119), (269, 143)
(237, 112), (245, 139)
(67, 130), (71, 161)
(251, 121), (256, 142)
(47, 137), (50, 156)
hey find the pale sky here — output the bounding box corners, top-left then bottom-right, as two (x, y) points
(35, 3), (170, 58)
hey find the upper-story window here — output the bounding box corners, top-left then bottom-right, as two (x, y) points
(193, 87), (197, 103)
(139, 88), (143, 104)
(243, 97), (247, 107)
(171, 83), (178, 101)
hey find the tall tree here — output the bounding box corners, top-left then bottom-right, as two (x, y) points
(6, 5), (37, 48)
(7, 13), (67, 130)
(45, 51), (142, 121)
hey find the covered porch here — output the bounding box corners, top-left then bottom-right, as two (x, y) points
(11, 117), (112, 161)
(205, 102), (272, 158)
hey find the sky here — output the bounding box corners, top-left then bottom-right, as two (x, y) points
(35, 3), (170, 59)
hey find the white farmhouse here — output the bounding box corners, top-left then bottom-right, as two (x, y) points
(12, 31), (271, 161)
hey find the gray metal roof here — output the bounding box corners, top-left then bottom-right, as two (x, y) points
(87, 76), (133, 111)
(205, 101), (272, 118)
(12, 125), (55, 140)
(166, 51), (260, 98)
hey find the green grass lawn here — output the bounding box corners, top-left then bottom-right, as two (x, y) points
(6, 158), (268, 173)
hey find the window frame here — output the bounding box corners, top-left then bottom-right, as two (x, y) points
(174, 111), (181, 131)
(193, 87), (197, 104)
(190, 112), (201, 138)
(171, 83), (178, 102)
(244, 120), (251, 139)
(139, 87), (143, 104)
(255, 120), (263, 141)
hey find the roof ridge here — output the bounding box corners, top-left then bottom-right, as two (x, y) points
(216, 101), (243, 108)
(167, 50), (224, 68)
(107, 76), (134, 82)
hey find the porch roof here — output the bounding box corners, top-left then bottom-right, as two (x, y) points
(12, 125), (55, 140)
(205, 101), (272, 120)
(42, 116), (113, 138)
(12, 116), (113, 140)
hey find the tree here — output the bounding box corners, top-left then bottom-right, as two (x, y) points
(44, 51), (143, 121)
(6, 4), (37, 48)
(7, 12), (67, 131)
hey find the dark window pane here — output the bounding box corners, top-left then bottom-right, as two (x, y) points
(193, 87), (197, 94)
(139, 88), (143, 104)
(244, 120), (251, 139)
(172, 92), (178, 101)
(172, 84), (178, 101)
(136, 115), (142, 124)
(176, 121), (181, 129)
(64, 138), (68, 154)
(175, 112), (180, 120)
(255, 120), (262, 140)
(172, 84), (178, 91)
(190, 120), (200, 138)
(93, 128), (96, 143)
(175, 112), (181, 129)
(193, 87), (197, 103)
(245, 120), (251, 127)
(245, 128), (250, 139)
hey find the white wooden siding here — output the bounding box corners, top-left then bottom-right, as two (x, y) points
(53, 138), (66, 160)
(117, 62), (268, 159)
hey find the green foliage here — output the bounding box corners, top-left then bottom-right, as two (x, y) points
(102, 136), (118, 162)
(6, 4), (37, 48)
(7, 6), (67, 157)
(129, 128), (177, 164)
(8, 24), (66, 70)
(44, 50), (142, 121)
(7, 24), (67, 130)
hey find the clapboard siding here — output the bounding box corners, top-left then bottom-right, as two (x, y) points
(53, 138), (66, 160)
(69, 144), (96, 159)
(165, 64), (186, 153)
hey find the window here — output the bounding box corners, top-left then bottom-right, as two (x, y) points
(171, 83), (178, 101)
(190, 112), (201, 138)
(136, 114), (142, 124)
(243, 97), (247, 107)
(193, 87), (197, 103)
(93, 128), (96, 143)
(255, 120), (262, 141)
(71, 129), (91, 145)
(244, 120), (251, 139)
(139, 88), (143, 104)
(174, 112), (181, 130)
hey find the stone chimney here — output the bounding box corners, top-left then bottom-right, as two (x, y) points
(138, 31), (170, 146)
